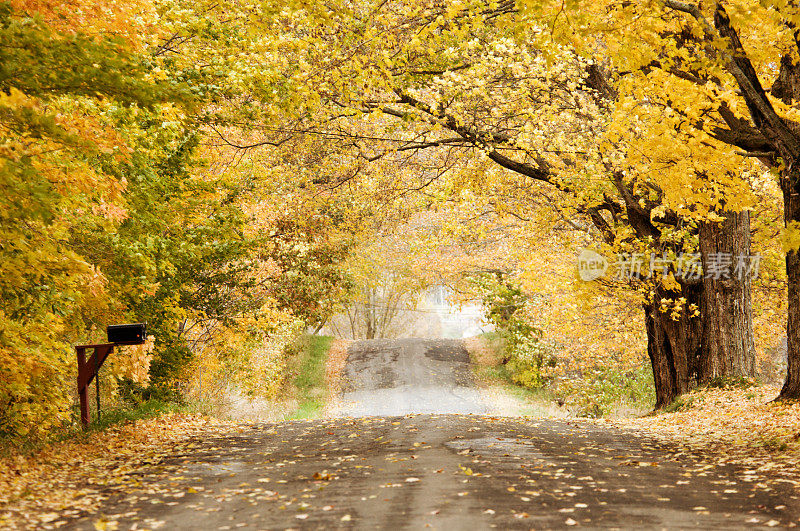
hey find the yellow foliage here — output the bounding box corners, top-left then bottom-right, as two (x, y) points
(781, 220), (800, 253)
(112, 336), (155, 385)
(10, 0), (157, 45)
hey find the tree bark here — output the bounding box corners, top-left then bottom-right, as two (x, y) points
(645, 302), (677, 409)
(780, 180), (800, 399)
(645, 282), (703, 408)
(699, 210), (756, 381)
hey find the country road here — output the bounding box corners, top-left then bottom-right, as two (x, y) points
(68, 339), (798, 529)
(330, 338), (487, 416)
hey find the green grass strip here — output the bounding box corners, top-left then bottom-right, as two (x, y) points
(289, 335), (333, 419)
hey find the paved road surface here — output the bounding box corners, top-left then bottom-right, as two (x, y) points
(67, 339), (799, 529)
(331, 339), (488, 416)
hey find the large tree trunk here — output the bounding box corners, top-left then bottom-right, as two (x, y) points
(780, 181), (800, 399)
(645, 303), (677, 409)
(647, 209), (757, 407)
(645, 282), (703, 408)
(699, 210), (756, 381)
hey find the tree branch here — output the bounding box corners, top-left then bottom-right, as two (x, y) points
(663, 1), (800, 157)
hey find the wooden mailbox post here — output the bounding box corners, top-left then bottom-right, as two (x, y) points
(76, 323), (147, 427)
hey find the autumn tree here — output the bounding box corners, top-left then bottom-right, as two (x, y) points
(212, 0), (763, 406)
(0, 0), (363, 440)
(327, 230), (428, 340)
(259, 212), (356, 331)
(0, 0), (195, 436)
(516, 0), (799, 399)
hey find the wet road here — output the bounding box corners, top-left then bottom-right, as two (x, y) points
(66, 339), (800, 529)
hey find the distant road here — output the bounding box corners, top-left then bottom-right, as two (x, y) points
(331, 338), (488, 416)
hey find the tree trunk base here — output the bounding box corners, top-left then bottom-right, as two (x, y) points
(646, 282), (703, 409)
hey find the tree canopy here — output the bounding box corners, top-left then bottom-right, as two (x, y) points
(2, 0), (798, 443)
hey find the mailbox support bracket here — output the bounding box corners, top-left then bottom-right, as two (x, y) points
(76, 343), (114, 428)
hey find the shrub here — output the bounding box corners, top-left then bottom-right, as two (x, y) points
(553, 359), (655, 417)
(471, 272), (556, 390)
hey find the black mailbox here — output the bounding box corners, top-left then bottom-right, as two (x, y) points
(107, 323), (147, 345)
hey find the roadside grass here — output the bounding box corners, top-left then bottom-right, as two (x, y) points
(661, 377), (758, 414)
(661, 393), (695, 414)
(474, 363), (551, 402)
(178, 334), (339, 423)
(474, 362), (565, 417)
(552, 362), (655, 418)
(286, 334), (334, 419)
(82, 399), (189, 435)
(468, 334), (533, 393)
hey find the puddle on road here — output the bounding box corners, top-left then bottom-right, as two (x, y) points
(445, 436), (547, 460)
(183, 460), (249, 476)
(424, 344), (470, 363)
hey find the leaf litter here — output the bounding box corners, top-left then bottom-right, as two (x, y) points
(0, 414), (234, 530)
(612, 385), (800, 488)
